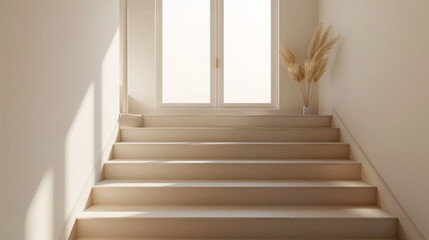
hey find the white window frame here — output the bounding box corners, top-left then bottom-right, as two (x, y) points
(155, 0), (279, 109)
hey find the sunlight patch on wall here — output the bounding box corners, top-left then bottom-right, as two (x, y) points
(25, 169), (54, 240)
(64, 82), (95, 213)
(101, 28), (120, 148)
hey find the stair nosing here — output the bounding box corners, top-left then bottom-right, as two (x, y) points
(120, 127), (339, 130)
(142, 114), (333, 117)
(105, 159), (359, 164)
(77, 238), (398, 240)
(113, 142), (349, 145)
(93, 180), (375, 188)
(78, 205), (396, 220)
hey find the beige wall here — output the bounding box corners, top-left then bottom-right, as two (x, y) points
(0, 0), (120, 240)
(127, 0), (319, 115)
(318, 0), (429, 239)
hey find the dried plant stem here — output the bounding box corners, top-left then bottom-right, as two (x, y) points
(280, 22), (341, 108)
(309, 82), (317, 106)
(306, 82), (311, 107)
(300, 81), (306, 106)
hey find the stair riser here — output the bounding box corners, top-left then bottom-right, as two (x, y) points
(104, 162), (361, 180)
(92, 187), (376, 205)
(142, 116), (332, 127)
(77, 218), (397, 238)
(113, 143), (350, 160)
(120, 128), (340, 142)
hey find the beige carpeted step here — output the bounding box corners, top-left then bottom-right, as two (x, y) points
(120, 127), (340, 142)
(92, 180), (376, 206)
(104, 159), (361, 180)
(138, 115), (332, 128)
(78, 239), (399, 240)
(76, 205), (397, 239)
(112, 142), (350, 160)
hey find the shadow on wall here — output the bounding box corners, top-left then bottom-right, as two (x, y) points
(0, 0), (120, 240)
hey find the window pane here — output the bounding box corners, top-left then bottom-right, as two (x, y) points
(224, 0), (271, 103)
(162, 0), (211, 103)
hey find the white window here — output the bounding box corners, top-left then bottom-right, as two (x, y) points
(156, 0), (278, 108)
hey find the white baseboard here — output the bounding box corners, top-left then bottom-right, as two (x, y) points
(332, 109), (425, 240)
(60, 123), (120, 240)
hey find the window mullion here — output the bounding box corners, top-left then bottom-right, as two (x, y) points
(216, 0), (224, 108)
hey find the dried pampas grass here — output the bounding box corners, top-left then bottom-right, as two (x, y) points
(280, 22), (341, 107)
(280, 45), (305, 82)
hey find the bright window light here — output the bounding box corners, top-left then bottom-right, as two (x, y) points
(223, 0), (272, 103)
(162, 0), (211, 104)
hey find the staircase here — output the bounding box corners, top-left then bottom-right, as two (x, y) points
(74, 115), (398, 240)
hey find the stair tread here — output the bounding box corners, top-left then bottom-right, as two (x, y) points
(121, 126), (338, 130)
(106, 159), (358, 164)
(95, 180), (373, 188)
(113, 142), (349, 160)
(139, 115), (332, 128)
(77, 238), (398, 240)
(114, 142), (347, 145)
(81, 205), (394, 219)
(142, 114), (332, 117)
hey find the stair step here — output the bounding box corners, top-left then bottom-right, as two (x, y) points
(141, 115), (332, 127)
(76, 206), (397, 238)
(120, 127), (340, 142)
(92, 180), (376, 205)
(112, 142), (349, 160)
(104, 160), (361, 180)
(78, 239), (399, 240)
